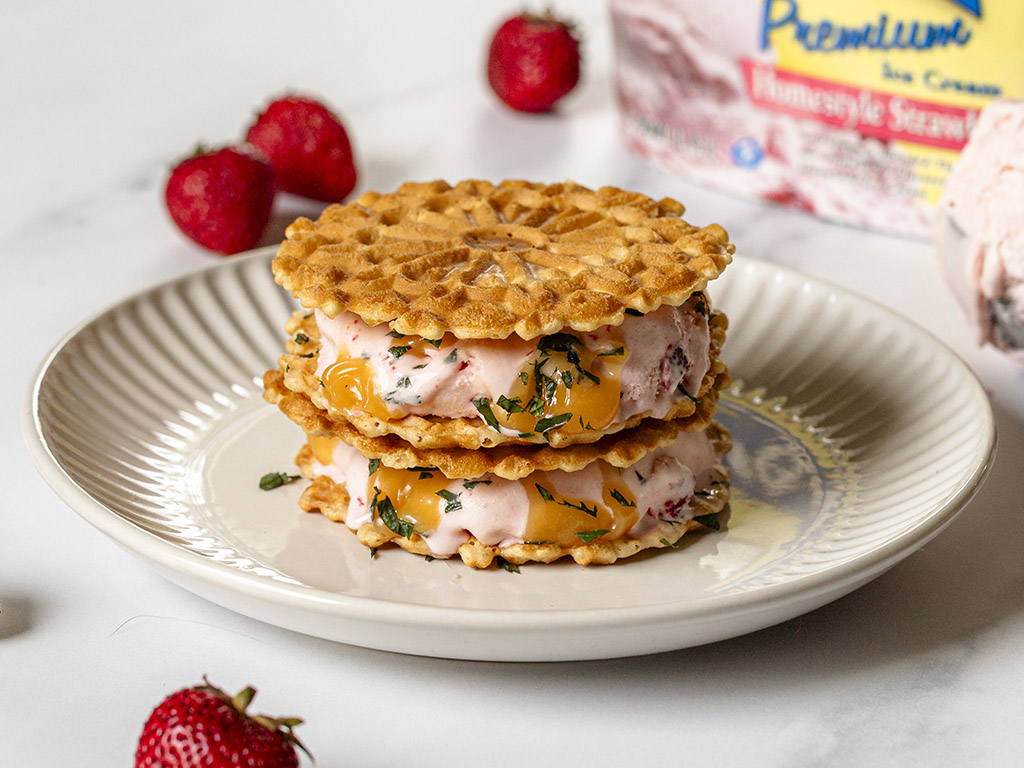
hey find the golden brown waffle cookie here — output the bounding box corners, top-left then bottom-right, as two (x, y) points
(269, 307), (729, 450)
(293, 426), (732, 569)
(273, 179), (734, 340)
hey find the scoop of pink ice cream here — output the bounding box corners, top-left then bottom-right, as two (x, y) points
(936, 99), (1024, 363)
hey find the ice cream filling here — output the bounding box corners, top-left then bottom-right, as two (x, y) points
(307, 427), (724, 556)
(314, 293), (713, 439)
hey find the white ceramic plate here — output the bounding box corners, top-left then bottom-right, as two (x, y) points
(25, 249), (995, 661)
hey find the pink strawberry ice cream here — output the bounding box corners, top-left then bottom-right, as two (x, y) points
(313, 296), (714, 431)
(310, 425), (725, 556)
(936, 99), (1024, 363)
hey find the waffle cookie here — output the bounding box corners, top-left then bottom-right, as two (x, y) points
(264, 178), (735, 567)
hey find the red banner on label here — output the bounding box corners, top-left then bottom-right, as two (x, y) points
(739, 58), (978, 150)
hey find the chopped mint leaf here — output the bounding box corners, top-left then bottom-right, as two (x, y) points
(298, 352), (316, 358)
(397, 376), (411, 388)
(517, 432), (535, 438)
(676, 382), (701, 404)
(387, 330), (405, 339)
(693, 512), (721, 531)
(635, 470), (646, 485)
(537, 332), (582, 356)
(576, 529), (610, 544)
(559, 497), (599, 517)
(444, 349), (458, 364)
(610, 488), (636, 507)
(560, 370), (574, 389)
(598, 346), (625, 357)
(368, 458), (380, 475)
(418, 471), (434, 479)
(369, 547), (378, 559)
(293, 332), (310, 344)
(435, 488), (462, 513)
(535, 483), (554, 502)
(659, 537), (678, 549)
(413, 363), (428, 369)
(424, 555), (435, 562)
(519, 371), (529, 386)
(535, 412), (572, 433)
(424, 337), (443, 348)
(496, 394), (524, 416)
(388, 345), (411, 359)
(376, 494), (414, 538)
(259, 471), (300, 491)
(472, 397), (501, 430)
(462, 479), (492, 490)
(523, 540), (555, 546)
(525, 395), (544, 417)
(496, 557), (520, 574)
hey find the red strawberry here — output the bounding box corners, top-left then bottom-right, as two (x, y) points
(164, 145), (275, 255)
(486, 10), (581, 113)
(135, 678), (307, 768)
(246, 95), (358, 202)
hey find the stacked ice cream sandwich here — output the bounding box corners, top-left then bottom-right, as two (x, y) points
(263, 179), (734, 567)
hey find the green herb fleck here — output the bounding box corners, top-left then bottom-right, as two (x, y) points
(676, 383), (701, 404)
(369, 547), (378, 559)
(560, 370), (574, 389)
(693, 512), (721, 531)
(610, 488), (636, 508)
(537, 332), (582, 356)
(635, 470), (646, 485)
(496, 557), (520, 574)
(472, 397), (501, 430)
(535, 412), (572, 433)
(376, 494), (414, 538)
(462, 480), (492, 490)
(444, 349), (458, 364)
(397, 376), (411, 388)
(598, 346), (625, 357)
(519, 371), (529, 386)
(293, 332), (310, 345)
(526, 395), (544, 417)
(259, 472), (300, 491)
(560, 498), (599, 517)
(535, 483), (554, 502)
(368, 458), (380, 475)
(659, 537), (678, 549)
(424, 338), (443, 348)
(496, 394), (524, 416)
(576, 529), (610, 544)
(436, 489), (462, 513)
(387, 330), (405, 339)
(298, 352), (316, 358)
(388, 345), (412, 359)
(424, 555), (435, 562)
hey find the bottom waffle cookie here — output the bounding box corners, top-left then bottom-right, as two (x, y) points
(292, 421), (731, 568)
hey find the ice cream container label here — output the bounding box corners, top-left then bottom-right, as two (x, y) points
(612, 0), (1024, 236)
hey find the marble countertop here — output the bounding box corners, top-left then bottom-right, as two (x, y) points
(4, 1), (1023, 764)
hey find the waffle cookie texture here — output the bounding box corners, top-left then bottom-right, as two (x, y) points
(263, 179), (735, 568)
(273, 178), (734, 340)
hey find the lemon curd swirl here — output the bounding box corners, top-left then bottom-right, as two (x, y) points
(320, 327), (629, 441)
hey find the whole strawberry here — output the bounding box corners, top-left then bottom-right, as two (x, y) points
(135, 678), (306, 768)
(246, 95), (357, 203)
(164, 145), (275, 255)
(487, 10), (581, 113)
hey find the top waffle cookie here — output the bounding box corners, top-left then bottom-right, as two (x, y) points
(273, 179), (735, 340)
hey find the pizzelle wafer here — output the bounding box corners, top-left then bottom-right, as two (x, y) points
(273, 179), (734, 340)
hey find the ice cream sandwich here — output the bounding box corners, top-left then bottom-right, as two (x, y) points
(264, 179), (734, 567)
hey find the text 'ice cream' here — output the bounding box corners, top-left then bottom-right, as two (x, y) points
(611, 0), (1024, 236)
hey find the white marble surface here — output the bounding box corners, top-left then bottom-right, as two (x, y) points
(4, 1), (1024, 764)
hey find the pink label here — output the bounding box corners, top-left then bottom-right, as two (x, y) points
(740, 58), (980, 150)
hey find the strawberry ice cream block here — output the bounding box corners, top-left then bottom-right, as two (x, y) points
(936, 99), (1024, 363)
